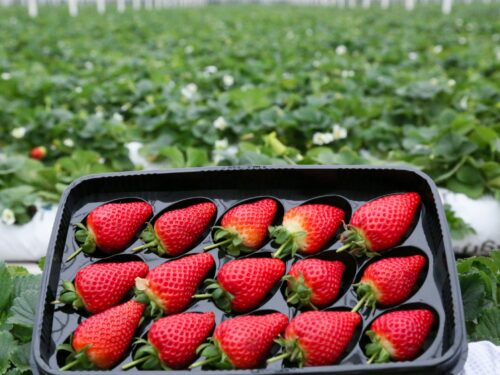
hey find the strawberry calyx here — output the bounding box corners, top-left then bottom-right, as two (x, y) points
(365, 330), (392, 364)
(337, 225), (379, 258)
(266, 336), (306, 367)
(203, 226), (253, 257)
(283, 273), (317, 310)
(269, 226), (305, 259)
(132, 223), (168, 256)
(192, 279), (234, 313)
(134, 277), (165, 319)
(351, 282), (379, 313)
(122, 338), (170, 371)
(67, 223), (96, 262)
(52, 280), (86, 311)
(189, 338), (234, 369)
(58, 342), (94, 371)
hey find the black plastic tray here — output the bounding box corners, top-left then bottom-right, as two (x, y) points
(31, 166), (467, 375)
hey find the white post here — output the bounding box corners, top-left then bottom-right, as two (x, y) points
(133, 0), (141, 9)
(69, 0), (78, 16)
(381, 0), (389, 7)
(27, 0), (38, 17)
(405, 0), (415, 10)
(117, 0), (125, 12)
(97, 0), (105, 13)
(362, 0), (370, 7)
(442, 0), (452, 13)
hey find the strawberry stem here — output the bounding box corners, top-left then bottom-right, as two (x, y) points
(132, 241), (157, 253)
(367, 353), (378, 364)
(266, 352), (290, 364)
(189, 357), (219, 369)
(60, 359), (80, 371)
(192, 293), (212, 299)
(351, 294), (370, 313)
(66, 247), (83, 262)
(336, 243), (351, 253)
(203, 238), (232, 251)
(122, 356), (149, 370)
(272, 237), (293, 259)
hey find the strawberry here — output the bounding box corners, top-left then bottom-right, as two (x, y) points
(132, 202), (216, 257)
(204, 198), (278, 256)
(135, 253), (214, 317)
(365, 309), (434, 363)
(30, 146), (47, 160)
(352, 255), (426, 312)
(270, 204), (345, 259)
(284, 258), (345, 309)
(190, 313), (288, 369)
(193, 257), (285, 313)
(58, 300), (145, 370)
(122, 312), (215, 370)
(67, 201), (153, 261)
(54, 261), (149, 314)
(267, 311), (361, 367)
(338, 192), (420, 257)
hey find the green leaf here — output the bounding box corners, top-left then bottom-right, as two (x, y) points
(38, 257), (46, 271)
(0, 262), (13, 312)
(459, 272), (485, 321)
(7, 290), (38, 328)
(186, 147), (208, 167)
(472, 308), (500, 345)
(13, 275), (41, 299)
(0, 331), (15, 375)
(10, 343), (31, 373)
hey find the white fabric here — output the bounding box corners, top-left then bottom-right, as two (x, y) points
(460, 341), (500, 375)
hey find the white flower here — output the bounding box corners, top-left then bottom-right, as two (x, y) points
(84, 61), (94, 70)
(112, 113), (124, 122)
(74, 86), (82, 93)
(459, 97), (468, 110)
(332, 124), (348, 140)
(448, 79), (456, 87)
(98, 157), (105, 164)
(312, 60), (321, 68)
(1, 72), (11, 80)
(11, 127), (26, 139)
(336, 45), (347, 55)
(214, 138), (228, 150)
(204, 65), (218, 75)
(312, 132), (334, 146)
(184, 45), (194, 54)
(222, 75), (234, 88)
(430, 78), (438, 86)
(432, 45), (443, 54)
(1, 208), (15, 226)
(212, 153), (224, 164)
(458, 37), (467, 45)
(213, 116), (228, 131)
(63, 138), (74, 147)
(408, 52), (418, 61)
(341, 70), (355, 78)
(181, 83), (198, 100)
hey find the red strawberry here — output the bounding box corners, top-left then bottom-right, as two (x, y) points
(54, 261), (149, 314)
(365, 309), (434, 363)
(338, 192), (420, 257)
(270, 204), (345, 259)
(68, 201), (153, 261)
(132, 202), (216, 257)
(267, 311), (361, 367)
(191, 313), (288, 369)
(193, 257), (285, 313)
(352, 255), (426, 312)
(284, 258), (345, 309)
(135, 253), (214, 317)
(204, 198), (278, 256)
(122, 312), (215, 370)
(58, 300), (145, 370)
(30, 146), (47, 160)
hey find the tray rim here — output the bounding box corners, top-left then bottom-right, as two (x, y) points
(31, 165), (467, 374)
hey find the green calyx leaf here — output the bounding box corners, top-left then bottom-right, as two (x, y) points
(351, 282), (378, 313)
(204, 227), (253, 257)
(365, 330), (391, 364)
(269, 226), (305, 259)
(122, 339), (168, 370)
(190, 338), (233, 369)
(195, 279), (234, 313)
(67, 223), (96, 261)
(337, 225), (377, 258)
(132, 223), (167, 256)
(267, 336), (306, 367)
(58, 341), (94, 371)
(283, 273), (316, 310)
(133, 289), (164, 320)
(55, 280), (85, 311)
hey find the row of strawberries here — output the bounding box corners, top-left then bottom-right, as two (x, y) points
(68, 192), (422, 261)
(56, 250), (429, 370)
